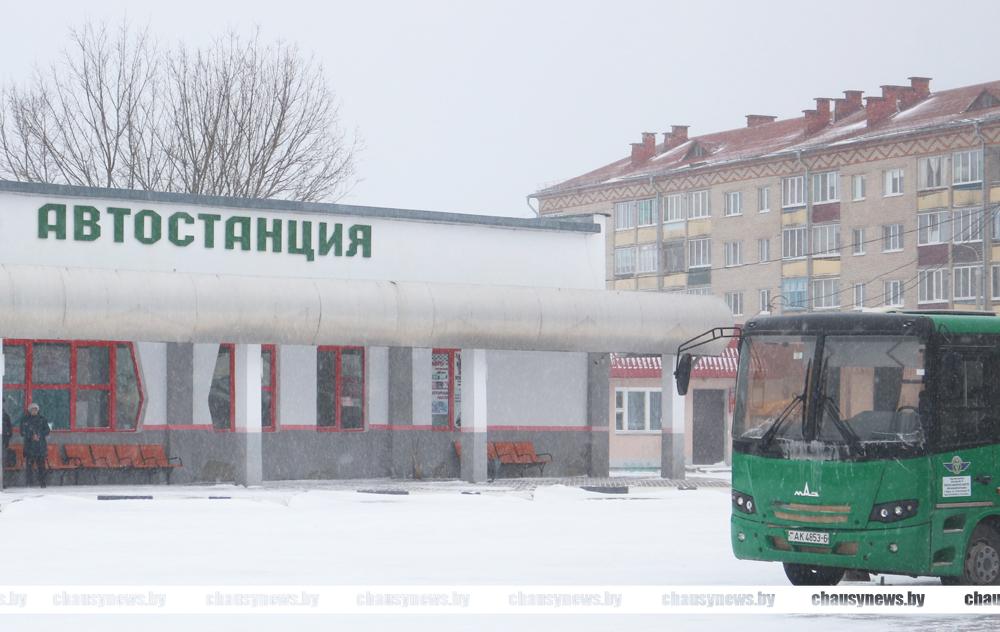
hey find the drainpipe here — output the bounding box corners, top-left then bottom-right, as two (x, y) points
(974, 121), (992, 310)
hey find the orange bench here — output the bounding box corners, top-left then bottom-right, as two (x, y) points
(63, 444), (183, 484)
(453, 440), (551, 478)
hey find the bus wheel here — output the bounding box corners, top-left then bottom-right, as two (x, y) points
(783, 563), (845, 586)
(962, 523), (1000, 585)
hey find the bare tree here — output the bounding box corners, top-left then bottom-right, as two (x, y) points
(0, 21), (359, 202)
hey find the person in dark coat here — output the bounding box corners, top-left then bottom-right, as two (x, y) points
(19, 403), (50, 488)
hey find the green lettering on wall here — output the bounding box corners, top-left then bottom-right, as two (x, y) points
(134, 210), (162, 244)
(318, 222), (342, 257)
(225, 216), (252, 251)
(168, 212), (195, 246)
(346, 224), (372, 258)
(287, 220), (315, 261)
(106, 207), (132, 243)
(256, 217), (283, 253)
(72, 205), (102, 241)
(197, 213), (222, 249)
(37, 203), (67, 240)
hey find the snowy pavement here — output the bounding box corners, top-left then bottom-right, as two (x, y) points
(0, 478), (993, 630)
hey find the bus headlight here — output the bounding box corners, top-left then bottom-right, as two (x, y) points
(869, 500), (918, 523)
(733, 491), (756, 515)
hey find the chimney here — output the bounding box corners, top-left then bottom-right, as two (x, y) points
(803, 98), (832, 135)
(909, 76), (932, 99)
(834, 90), (864, 122)
(671, 125), (689, 143)
(865, 96), (895, 128)
(630, 132), (657, 164)
(746, 114), (777, 128)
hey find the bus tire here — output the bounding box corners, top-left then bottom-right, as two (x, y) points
(962, 522), (1000, 585)
(783, 563), (845, 586)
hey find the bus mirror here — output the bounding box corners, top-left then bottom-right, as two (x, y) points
(675, 353), (694, 396)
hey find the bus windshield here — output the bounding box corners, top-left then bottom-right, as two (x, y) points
(734, 333), (927, 458)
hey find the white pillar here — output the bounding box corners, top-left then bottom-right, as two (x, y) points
(234, 344), (263, 486)
(460, 348), (488, 482)
(660, 354), (686, 479)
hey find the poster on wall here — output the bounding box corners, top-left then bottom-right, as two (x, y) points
(431, 352), (451, 423)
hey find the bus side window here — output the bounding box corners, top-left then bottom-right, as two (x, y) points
(937, 349), (1000, 448)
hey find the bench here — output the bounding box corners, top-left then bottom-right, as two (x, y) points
(61, 444), (183, 484)
(453, 440), (551, 478)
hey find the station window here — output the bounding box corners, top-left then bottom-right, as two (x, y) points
(614, 388), (662, 432)
(317, 346), (365, 430)
(2, 340), (142, 431)
(207, 344), (276, 431)
(431, 349), (462, 429)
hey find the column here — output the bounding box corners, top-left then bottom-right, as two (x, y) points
(0, 338), (5, 491)
(459, 348), (488, 483)
(387, 347), (414, 478)
(234, 343), (263, 486)
(660, 353), (686, 480)
(586, 352), (610, 477)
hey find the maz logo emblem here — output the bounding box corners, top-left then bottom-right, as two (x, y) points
(793, 483), (819, 498)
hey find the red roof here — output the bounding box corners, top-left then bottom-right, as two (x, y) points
(610, 345), (739, 380)
(535, 79), (1000, 197)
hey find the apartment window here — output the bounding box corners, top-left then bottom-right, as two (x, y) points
(782, 176), (805, 207)
(431, 349), (461, 429)
(884, 280), (904, 307)
(812, 224), (841, 257)
(638, 243), (658, 273)
(614, 246), (636, 275)
(663, 241), (685, 273)
(261, 345), (277, 431)
(689, 190), (711, 218)
(782, 226), (807, 259)
(637, 198), (656, 227)
(953, 208), (983, 243)
(757, 186), (770, 212)
(918, 268), (948, 304)
(852, 174), (866, 201)
(852, 227), (866, 255)
(812, 278), (840, 309)
(781, 277), (807, 310)
(918, 211), (951, 245)
(725, 291), (744, 316)
(757, 238), (770, 263)
(317, 346), (365, 430)
(686, 286), (712, 296)
(688, 238), (711, 269)
(724, 240), (743, 267)
(759, 289), (771, 313)
(664, 193), (684, 222)
(724, 191), (742, 216)
(882, 224), (903, 252)
(2, 340), (143, 432)
(853, 283), (866, 310)
(812, 171), (839, 203)
(884, 168), (904, 196)
(953, 150), (983, 185)
(954, 266), (983, 301)
(614, 201), (636, 231)
(614, 388), (662, 432)
(919, 155), (946, 189)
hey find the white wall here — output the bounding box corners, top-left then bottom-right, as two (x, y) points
(366, 346), (388, 427)
(2, 191), (604, 291)
(485, 350), (588, 427)
(277, 345), (318, 427)
(411, 348), (432, 425)
(135, 342), (167, 426)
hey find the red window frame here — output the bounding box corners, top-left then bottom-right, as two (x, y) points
(2, 339), (143, 432)
(317, 346), (366, 431)
(431, 348), (460, 431)
(262, 344), (277, 432)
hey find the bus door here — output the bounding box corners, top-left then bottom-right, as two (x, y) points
(932, 346), (1000, 513)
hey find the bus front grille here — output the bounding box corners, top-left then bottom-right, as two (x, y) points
(772, 502), (852, 525)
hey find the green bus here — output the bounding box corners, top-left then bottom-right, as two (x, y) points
(677, 311), (1000, 585)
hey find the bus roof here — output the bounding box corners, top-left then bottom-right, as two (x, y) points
(742, 310), (1000, 337)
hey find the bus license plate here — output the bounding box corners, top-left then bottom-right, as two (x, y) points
(787, 530), (830, 545)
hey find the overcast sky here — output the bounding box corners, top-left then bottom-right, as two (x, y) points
(3, 0), (999, 217)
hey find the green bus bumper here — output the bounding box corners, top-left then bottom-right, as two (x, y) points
(731, 514), (932, 575)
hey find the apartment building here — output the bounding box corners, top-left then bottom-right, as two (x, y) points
(530, 77), (1000, 316)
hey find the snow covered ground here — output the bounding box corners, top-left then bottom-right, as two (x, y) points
(0, 481), (993, 631)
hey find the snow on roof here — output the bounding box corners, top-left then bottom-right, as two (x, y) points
(535, 79), (1000, 197)
(610, 342), (739, 380)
